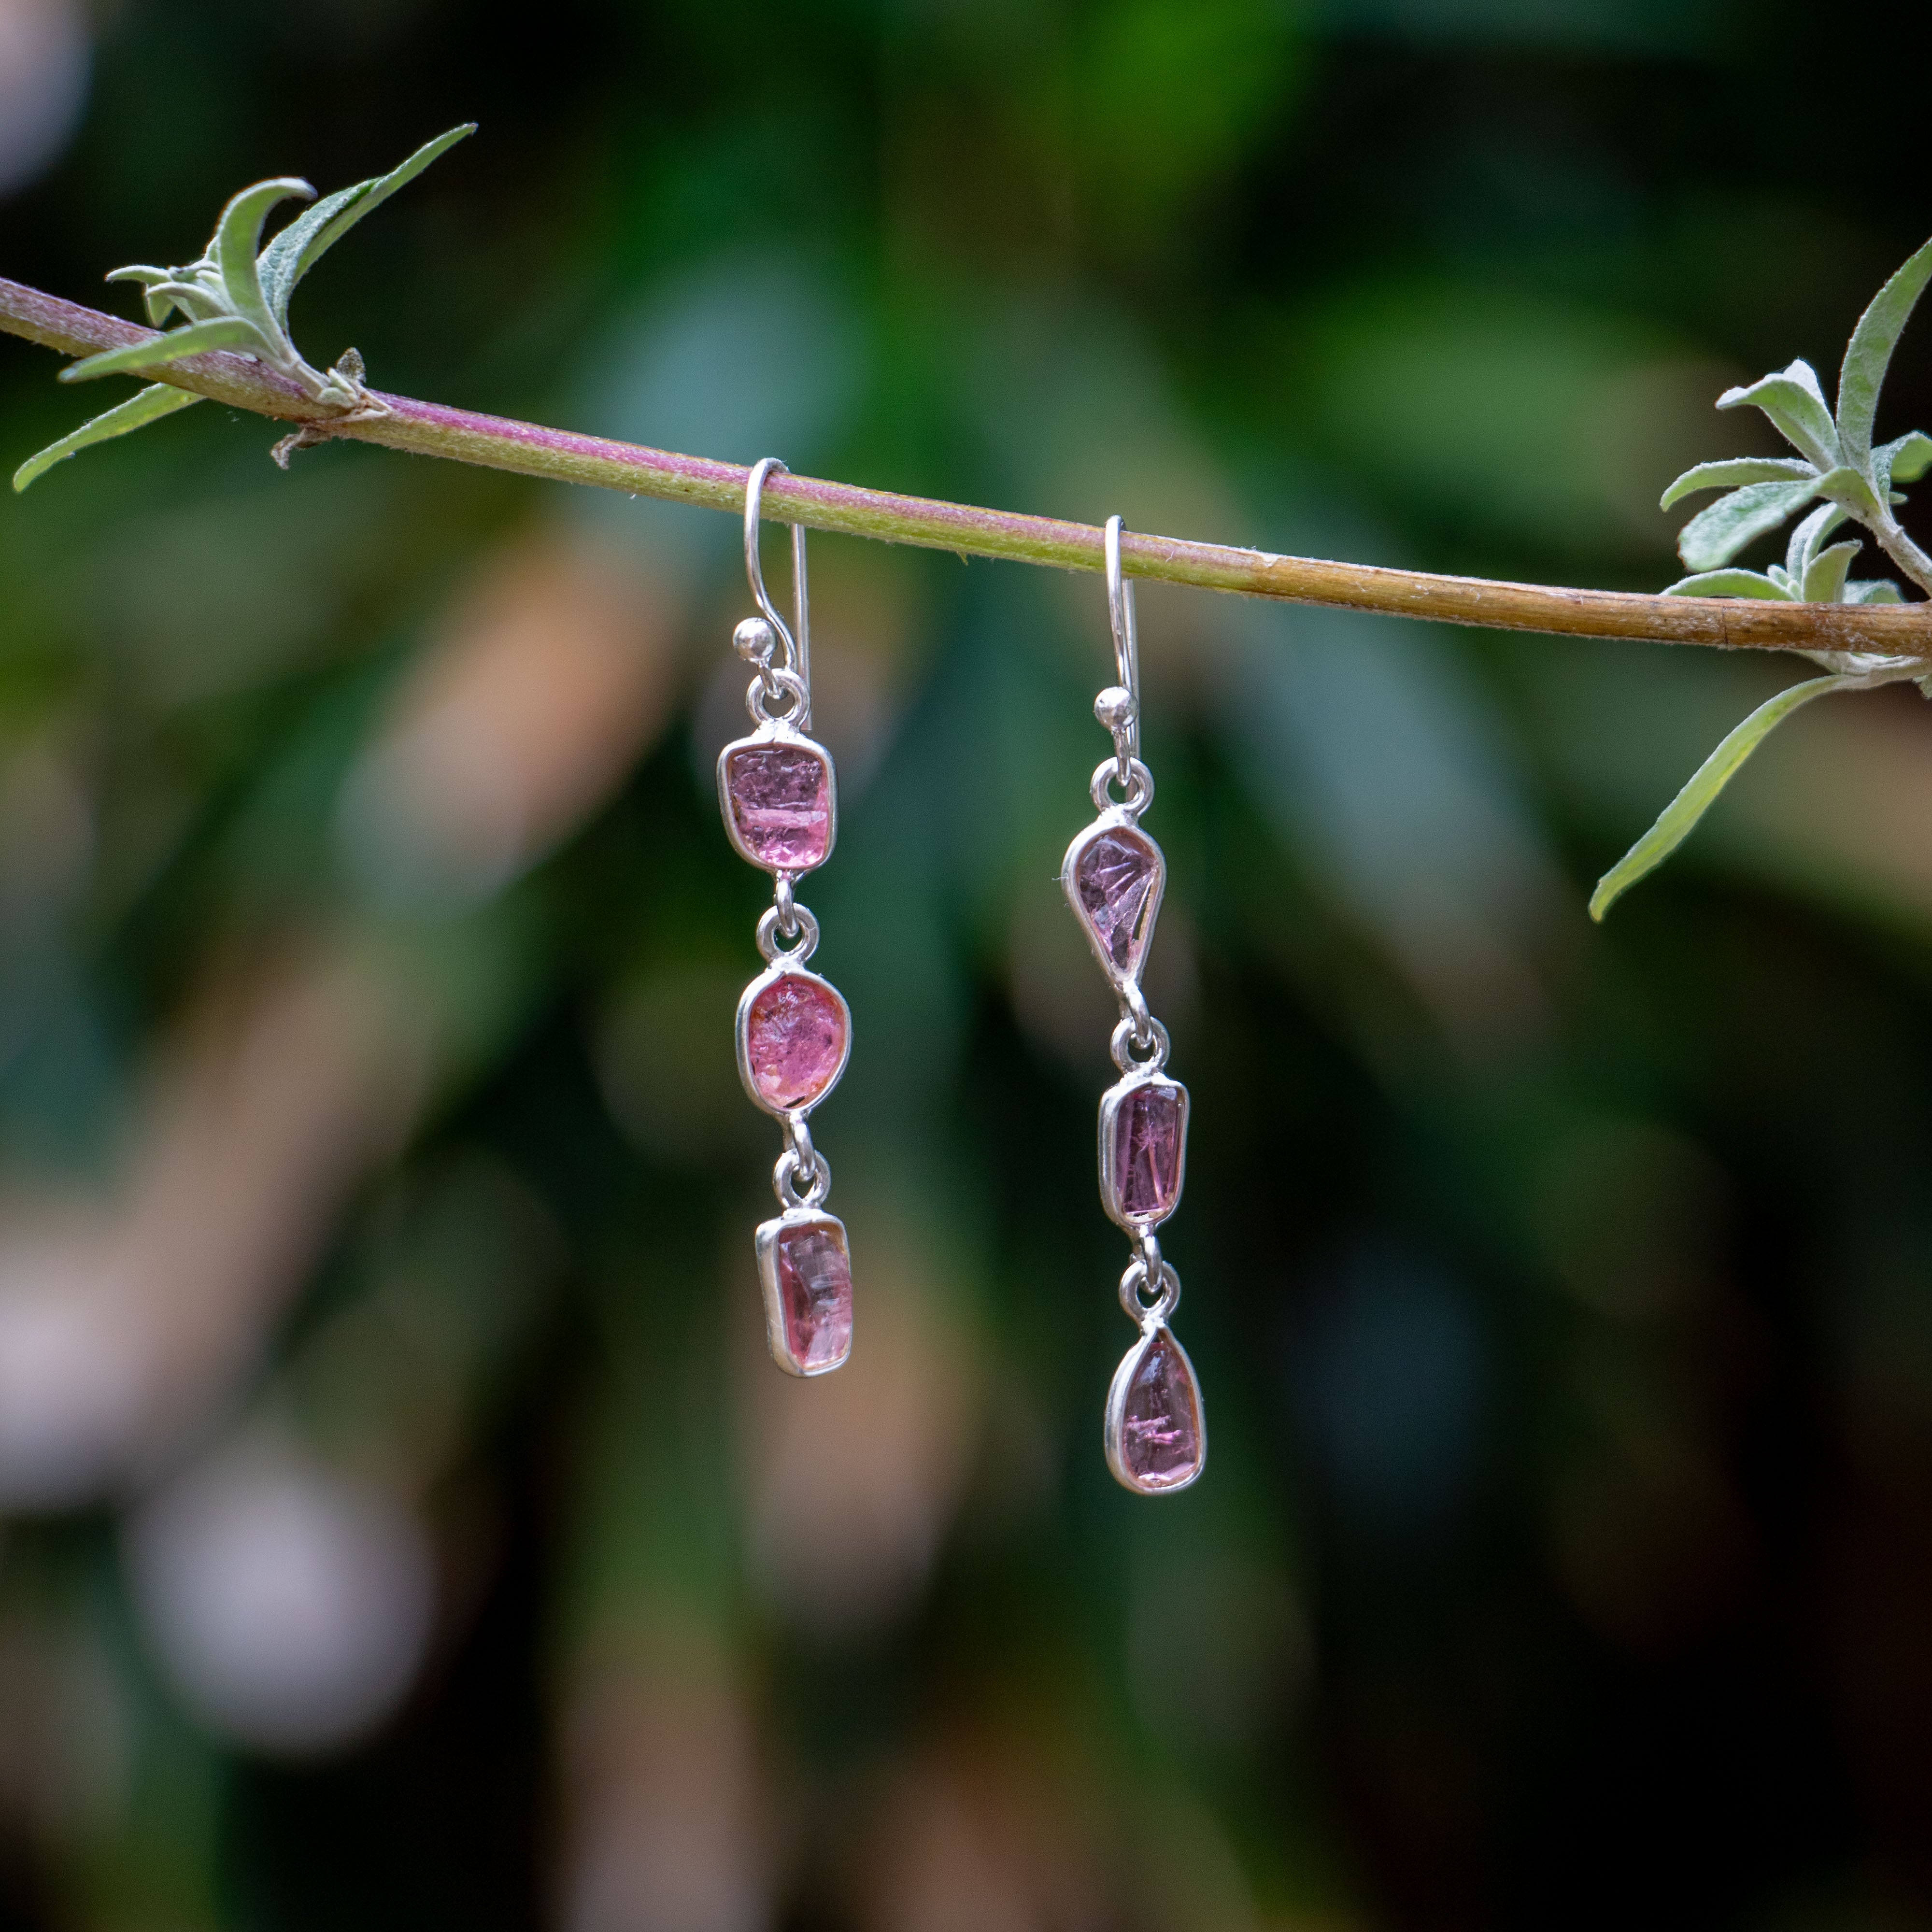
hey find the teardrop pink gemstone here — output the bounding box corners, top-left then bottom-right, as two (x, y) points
(725, 743), (831, 870)
(774, 1221), (852, 1372)
(1073, 825), (1161, 981)
(1113, 1328), (1205, 1492)
(745, 975), (848, 1111)
(1111, 1082), (1186, 1224)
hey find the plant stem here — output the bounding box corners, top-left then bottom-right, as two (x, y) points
(1872, 511), (1932, 600)
(7, 273), (1932, 660)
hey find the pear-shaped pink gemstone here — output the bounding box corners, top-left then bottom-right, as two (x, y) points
(774, 1221), (852, 1372)
(1073, 825), (1161, 982)
(1111, 1081), (1186, 1224)
(745, 975), (848, 1111)
(1111, 1328), (1205, 1493)
(725, 743), (831, 870)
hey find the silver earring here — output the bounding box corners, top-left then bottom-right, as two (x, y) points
(1062, 516), (1205, 1494)
(719, 458), (853, 1377)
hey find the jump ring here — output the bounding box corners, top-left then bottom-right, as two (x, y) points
(1090, 756), (1153, 817)
(1118, 1257), (1181, 1329)
(774, 1145), (832, 1209)
(748, 668), (808, 725)
(757, 903), (820, 965)
(1110, 1012), (1169, 1073)
(774, 873), (798, 937)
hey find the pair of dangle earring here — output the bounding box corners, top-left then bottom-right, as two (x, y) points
(712, 479), (1201, 1494)
(719, 458), (854, 1378)
(1062, 517), (1206, 1495)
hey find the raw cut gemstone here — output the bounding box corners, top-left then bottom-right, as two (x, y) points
(744, 974), (848, 1112)
(774, 1221), (852, 1372)
(725, 743), (832, 870)
(1110, 1081), (1186, 1224)
(1072, 825), (1161, 980)
(1112, 1328), (1205, 1492)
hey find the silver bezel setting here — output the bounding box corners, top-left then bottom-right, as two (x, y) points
(1104, 1321), (1206, 1496)
(1097, 1070), (1190, 1234)
(755, 1208), (853, 1378)
(716, 723), (838, 877)
(1060, 808), (1165, 995)
(735, 962), (852, 1120)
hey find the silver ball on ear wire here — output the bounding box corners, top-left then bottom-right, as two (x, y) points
(734, 616), (778, 665)
(1094, 685), (1135, 734)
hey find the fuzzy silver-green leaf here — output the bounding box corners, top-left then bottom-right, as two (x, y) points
(1659, 457), (1817, 511)
(59, 315), (269, 384)
(1590, 674), (1856, 920)
(11, 382), (203, 492)
(1837, 235), (1932, 472)
(1719, 360), (1841, 469)
(1785, 500), (1849, 582)
(1802, 539), (1862, 604)
(212, 176), (313, 350)
(1813, 463), (1887, 521)
(1878, 430), (1932, 490)
(1661, 568), (1793, 599)
(1846, 579), (1906, 604)
(1677, 478), (1823, 571)
(258, 125), (475, 327)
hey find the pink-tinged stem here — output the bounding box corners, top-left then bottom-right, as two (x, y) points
(6, 274), (1931, 659)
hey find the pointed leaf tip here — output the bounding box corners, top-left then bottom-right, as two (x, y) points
(13, 382), (203, 492)
(1589, 674), (1854, 920)
(257, 124), (477, 325)
(1718, 361), (1841, 469)
(1838, 235), (1932, 471)
(1660, 457), (1817, 511)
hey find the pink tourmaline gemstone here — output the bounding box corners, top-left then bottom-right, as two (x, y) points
(1111, 1081), (1186, 1224)
(775, 1221), (852, 1371)
(745, 974), (848, 1111)
(725, 743), (832, 870)
(1073, 826), (1161, 980)
(1116, 1329), (1204, 1492)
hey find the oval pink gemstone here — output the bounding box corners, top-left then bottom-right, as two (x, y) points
(744, 973), (848, 1111)
(774, 1220), (853, 1373)
(1072, 825), (1161, 981)
(1111, 1328), (1205, 1493)
(1111, 1081), (1187, 1224)
(726, 743), (832, 871)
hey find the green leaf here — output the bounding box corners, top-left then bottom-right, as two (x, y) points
(1677, 478), (1823, 570)
(1661, 568), (1794, 599)
(1589, 674), (1856, 921)
(258, 125), (475, 326)
(1719, 360), (1841, 468)
(1837, 234), (1932, 472)
(212, 176), (313, 349)
(1847, 579), (1905, 604)
(1814, 463), (1886, 521)
(1785, 500), (1849, 582)
(1659, 457), (1816, 511)
(105, 265), (184, 327)
(1802, 539), (1862, 604)
(11, 382), (203, 492)
(1878, 429), (1932, 489)
(59, 315), (269, 384)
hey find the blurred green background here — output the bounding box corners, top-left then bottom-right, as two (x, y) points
(4, 0), (1932, 1926)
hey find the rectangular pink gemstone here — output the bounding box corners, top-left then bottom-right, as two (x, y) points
(726, 743), (831, 871)
(772, 1219), (852, 1373)
(1110, 1081), (1186, 1224)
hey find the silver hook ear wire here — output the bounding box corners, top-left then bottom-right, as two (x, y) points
(1098, 514), (1140, 787)
(743, 457), (812, 729)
